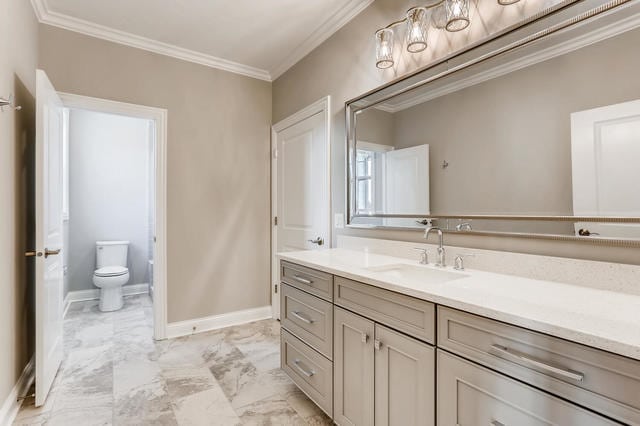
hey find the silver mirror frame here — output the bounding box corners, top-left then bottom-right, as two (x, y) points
(346, 0), (640, 247)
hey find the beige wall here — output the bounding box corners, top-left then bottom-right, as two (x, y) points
(0, 0), (38, 409)
(39, 25), (272, 323)
(273, 0), (640, 265)
(356, 108), (394, 146)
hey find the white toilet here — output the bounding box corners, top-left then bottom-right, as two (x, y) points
(93, 240), (130, 312)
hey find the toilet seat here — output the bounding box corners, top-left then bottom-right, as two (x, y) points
(94, 266), (128, 277)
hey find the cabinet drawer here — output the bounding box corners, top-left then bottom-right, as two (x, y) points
(438, 350), (617, 426)
(438, 306), (640, 425)
(334, 276), (435, 344)
(281, 329), (333, 418)
(281, 283), (333, 359)
(281, 261), (333, 301)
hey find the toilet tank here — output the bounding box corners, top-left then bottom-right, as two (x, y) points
(96, 241), (129, 268)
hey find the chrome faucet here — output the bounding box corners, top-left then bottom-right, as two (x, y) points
(424, 227), (445, 267)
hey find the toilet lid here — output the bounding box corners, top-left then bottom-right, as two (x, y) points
(94, 266), (128, 277)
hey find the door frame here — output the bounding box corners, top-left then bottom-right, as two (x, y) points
(271, 96), (331, 319)
(58, 92), (169, 340)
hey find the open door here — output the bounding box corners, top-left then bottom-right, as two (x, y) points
(29, 70), (65, 406)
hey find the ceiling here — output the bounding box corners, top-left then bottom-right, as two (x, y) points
(32, 0), (374, 81)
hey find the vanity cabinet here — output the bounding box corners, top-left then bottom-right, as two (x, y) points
(333, 306), (435, 426)
(280, 260), (639, 426)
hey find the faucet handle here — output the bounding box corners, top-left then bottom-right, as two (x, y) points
(453, 253), (476, 271)
(413, 247), (428, 265)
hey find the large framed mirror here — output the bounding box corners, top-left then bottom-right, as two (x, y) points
(346, 0), (640, 246)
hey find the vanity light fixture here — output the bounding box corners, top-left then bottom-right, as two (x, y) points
(375, 0), (524, 69)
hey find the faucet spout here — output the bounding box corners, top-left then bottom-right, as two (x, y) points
(424, 227), (446, 267)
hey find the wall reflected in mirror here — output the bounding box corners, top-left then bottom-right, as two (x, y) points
(350, 24), (640, 239)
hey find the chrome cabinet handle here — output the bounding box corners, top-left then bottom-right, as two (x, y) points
(293, 359), (315, 378)
(292, 275), (313, 285)
(490, 344), (584, 382)
(374, 339), (382, 351)
(307, 237), (324, 246)
(291, 311), (314, 324)
(44, 248), (62, 258)
(361, 333), (369, 344)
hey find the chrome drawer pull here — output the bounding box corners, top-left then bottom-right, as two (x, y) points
(293, 359), (315, 378)
(490, 344), (584, 382)
(291, 311), (314, 324)
(292, 275), (313, 285)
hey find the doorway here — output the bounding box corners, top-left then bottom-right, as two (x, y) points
(59, 92), (168, 340)
(271, 97), (331, 319)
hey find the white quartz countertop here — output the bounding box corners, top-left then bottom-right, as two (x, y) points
(278, 248), (640, 361)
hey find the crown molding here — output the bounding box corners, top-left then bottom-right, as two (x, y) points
(271, 0), (375, 80)
(375, 9), (640, 113)
(31, 0), (374, 82)
(30, 0), (272, 81)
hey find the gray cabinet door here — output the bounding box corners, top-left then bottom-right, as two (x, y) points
(437, 350), (617, 426)
(375, 324), (435, 426)
(334, 307), (374, 426)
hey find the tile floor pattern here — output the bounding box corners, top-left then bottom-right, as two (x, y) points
(14, 295), (333, 425)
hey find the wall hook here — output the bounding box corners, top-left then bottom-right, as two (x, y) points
(0, 94), (22, 112)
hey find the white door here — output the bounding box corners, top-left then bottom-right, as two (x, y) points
(272, 103), (330, 319)
(571, 99), (640, 238)
(32, 70), (65, 406)
(383, 144), (430, 227)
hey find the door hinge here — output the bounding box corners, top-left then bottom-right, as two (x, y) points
(274, 216), (278, 226)
(274, 283), (278, 294)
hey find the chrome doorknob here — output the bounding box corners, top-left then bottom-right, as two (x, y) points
(307, 237), (324, 246)
(44, 248), (61, 258)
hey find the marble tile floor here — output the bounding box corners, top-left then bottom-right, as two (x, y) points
(14, 294), (333, 426)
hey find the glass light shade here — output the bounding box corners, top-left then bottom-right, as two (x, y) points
(431, 4), (448, 29)
(375, 28), (395, 69)
(445, 0), (470, 32)
(498, 0), (521, 4)
(405, 7), (429, 53)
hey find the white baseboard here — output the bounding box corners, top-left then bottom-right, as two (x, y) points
(166, 305), (272, 339)
(0, 356), (34, 426)
(63, 283), (150, 317)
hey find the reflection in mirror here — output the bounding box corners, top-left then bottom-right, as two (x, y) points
(349, 6), (640, 241)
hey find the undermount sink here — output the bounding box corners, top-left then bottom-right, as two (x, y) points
(366, 263), (468, 285)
